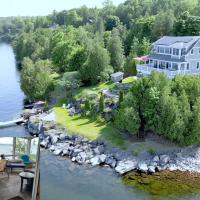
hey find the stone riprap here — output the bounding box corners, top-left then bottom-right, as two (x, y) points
(28, 112), (200, 175)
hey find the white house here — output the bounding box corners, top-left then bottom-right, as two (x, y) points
(137, 36), (200, 79)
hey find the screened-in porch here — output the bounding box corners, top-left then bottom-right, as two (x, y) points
(0, 137), (39, 200)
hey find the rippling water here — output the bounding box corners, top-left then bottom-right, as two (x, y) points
(40, 150), (151, 200)
(0, 44), (24, 121)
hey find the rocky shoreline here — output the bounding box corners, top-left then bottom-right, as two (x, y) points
(26, 111), (200, 175)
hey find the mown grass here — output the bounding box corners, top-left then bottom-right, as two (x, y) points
(122, 76), (137, 84)
(74, 81), (116, 100)
(54, 107), (126, 148)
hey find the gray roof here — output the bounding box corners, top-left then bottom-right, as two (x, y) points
(154, 36), (200, 46)
(111, 72), (124, 77)
(148, 54), (186, 62)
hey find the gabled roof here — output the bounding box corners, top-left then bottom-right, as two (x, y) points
(154, 36), (200, 47)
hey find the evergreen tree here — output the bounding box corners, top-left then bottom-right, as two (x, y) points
(107, 28), (125, 71)
(99, 93), (105, 113)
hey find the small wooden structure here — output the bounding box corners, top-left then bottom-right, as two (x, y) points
(111, 72), (124, 82)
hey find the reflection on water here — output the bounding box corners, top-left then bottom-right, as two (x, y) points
(40, 150), (150, 200)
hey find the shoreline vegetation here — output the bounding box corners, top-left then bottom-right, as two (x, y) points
(23, 110), (200, 199)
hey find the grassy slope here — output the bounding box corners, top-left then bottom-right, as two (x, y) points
(54, 107), (126, 148)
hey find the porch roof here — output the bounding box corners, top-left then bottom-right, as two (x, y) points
(148, 54), (186, 63)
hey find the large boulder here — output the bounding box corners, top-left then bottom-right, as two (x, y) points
(105, 157), (117, 168)
(94, 145), (105, 155)
(51, 135), (59, 144)
(90, 156), (101, 166)
(152, 155), (160, 162)
(40, 136), (50, 148)
(115, 160), (138, 174)
(148, 165), (156, 173)
(99, 154), (107, 163)
(160, 155), (170, 164)
(53, 148), (63, 156)
(138, 162), (148, 173)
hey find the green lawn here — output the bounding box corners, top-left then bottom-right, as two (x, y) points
(122, 76), (137, 84)
(54, 107), (126, 147)
(74, 81), (115, 100)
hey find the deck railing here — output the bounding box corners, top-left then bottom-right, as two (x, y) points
(137, 64), (200, 79)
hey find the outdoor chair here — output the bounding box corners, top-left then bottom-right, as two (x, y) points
(0, 160), (9, 177)
(20, 155), (33, 167)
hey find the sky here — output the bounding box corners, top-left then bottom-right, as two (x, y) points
(0, 0), (126, 17)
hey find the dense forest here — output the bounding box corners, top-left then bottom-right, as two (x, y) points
(1, 0), (200, 145)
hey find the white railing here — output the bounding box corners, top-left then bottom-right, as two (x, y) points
(137, 64), (200, 79)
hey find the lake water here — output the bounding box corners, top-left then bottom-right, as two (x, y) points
(0, 44), (24, 121)
(0, 44), (29, 137)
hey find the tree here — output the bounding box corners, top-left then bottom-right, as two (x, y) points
(99, 93), (105, 113)
(174, 11), (200, 36)
(80, 41), (112, 85)
(152, 11), (175, 39)
(85, 99), (91, 112)
(107, 28), (125, 71)
(21, 58), (54, 101)
(123, 53), (137, 76)
(105, 15), (121, 31)
(119, 91), (124, 106)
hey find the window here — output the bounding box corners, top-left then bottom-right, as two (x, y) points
(197, 62), (200, 69)
(187, 63), (190, 70)
(180, 63), (185, 70)
(158, 47), (165, 53)
(172, 63), (178, 70)
(173, 48), (179, 56)
(191, 49), (194, 54)
(165, 48), (171, 54)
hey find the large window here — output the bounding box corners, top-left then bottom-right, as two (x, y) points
(172, 63), (178, 70)
(173, 48), (179, 56)
(158, 46), (165, 53)
(165, 48), (171, 54)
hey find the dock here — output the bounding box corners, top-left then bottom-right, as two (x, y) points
(0, 118), (25, 128)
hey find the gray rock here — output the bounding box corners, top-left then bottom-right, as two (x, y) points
(99, 154), (107, 163)
(51, 135), (59, 144)
(138, 162), (148, 173)
(105, 157), (117, 168)
(78, 152), (87, 162)
(168, 164), (178, 171)
(152, 155), (160, 162)
(71, 157), (76, 162)
(148, 165), (156, 173)
(115, 160), (137, 174)
(160, 155), (170, 164)
(49, 145), (55, 152)
(40, 137), (50, 148)
(53, 148), (63, 155)
(90, 156), (101, 166)
(59, 133), (67, 140)
(94, 145), (104, 155)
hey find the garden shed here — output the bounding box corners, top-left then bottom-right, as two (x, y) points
(111, 72), (124, 82)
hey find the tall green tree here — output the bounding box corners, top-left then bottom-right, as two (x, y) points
(80, 41), (112, 84)
(107, 28), (125, 71)
(21, 58), (54, 101)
